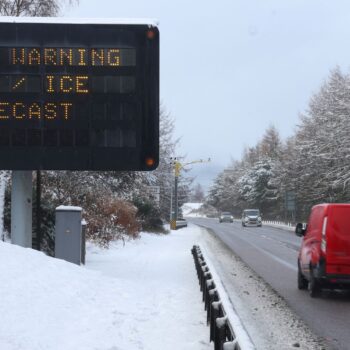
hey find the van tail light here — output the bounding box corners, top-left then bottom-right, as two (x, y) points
(321, 217), (328, 253)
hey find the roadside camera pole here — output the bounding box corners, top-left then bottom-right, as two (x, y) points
(174, 162), (180, 224)
(11, 171), (32, 247)
(170, 185), (173, 223)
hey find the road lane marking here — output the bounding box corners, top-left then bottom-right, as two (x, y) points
(226, 232), (298, 272)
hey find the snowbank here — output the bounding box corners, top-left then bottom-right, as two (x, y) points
(0, 227), (211, 350)
(262, 220), (295, 232)
(181, 202), (205, 217)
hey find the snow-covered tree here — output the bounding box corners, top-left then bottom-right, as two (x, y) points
(209, 67), (350, 222)
(191, 183), (205, 202)
(151, 107), (179, 220)
(285, 67), (350, 219)
(208, 127), (283, 219)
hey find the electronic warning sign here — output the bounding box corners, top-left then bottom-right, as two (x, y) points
(0, 19), (159, 170)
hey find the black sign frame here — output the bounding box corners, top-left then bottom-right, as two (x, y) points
(0, 19), (159, 171)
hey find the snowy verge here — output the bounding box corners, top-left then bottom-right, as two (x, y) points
(0, 227), (212, 350)
(181, 202), (206, 217)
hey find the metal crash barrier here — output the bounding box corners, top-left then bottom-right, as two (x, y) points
(176, 219), (188, 229)
(171, 219), (188, 230)
(191, 245), (255, 350)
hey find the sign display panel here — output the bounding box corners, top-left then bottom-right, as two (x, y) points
(0, 20), (159, 170)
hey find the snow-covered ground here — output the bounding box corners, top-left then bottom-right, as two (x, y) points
(0, 226), (211, 350)
(181, 202), (205, 217)
(262, 220), (295, 232)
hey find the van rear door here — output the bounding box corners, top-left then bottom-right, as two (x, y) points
(326, 205), (350, 275)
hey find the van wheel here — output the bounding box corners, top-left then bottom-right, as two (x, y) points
(298, 262), (308, 290)
(309, 268), (321, 297)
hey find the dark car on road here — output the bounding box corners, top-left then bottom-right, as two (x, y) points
(219, 212), (234, 223)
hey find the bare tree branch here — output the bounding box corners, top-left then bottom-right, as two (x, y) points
(0, 0), (78, 17)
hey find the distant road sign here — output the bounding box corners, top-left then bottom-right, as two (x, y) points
(0, 18), (159, 170)
(285, 191), (296, 211)
(147, 186), (160, 205)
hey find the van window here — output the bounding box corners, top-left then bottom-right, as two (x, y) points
(307, 206), (324, 234)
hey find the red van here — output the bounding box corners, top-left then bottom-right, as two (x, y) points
(296, 203), (350, 297)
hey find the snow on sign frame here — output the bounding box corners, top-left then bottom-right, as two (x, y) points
(0, 18), (159, 171)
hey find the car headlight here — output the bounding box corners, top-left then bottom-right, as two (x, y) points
(245, 217), (248, 222)
(258, 217), (262, 221)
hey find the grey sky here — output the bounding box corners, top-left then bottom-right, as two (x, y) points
(66, 0), (350, 190)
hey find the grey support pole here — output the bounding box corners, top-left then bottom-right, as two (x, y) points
(170, 185), (173, 222)
(174, 176), (178, 221)
(11, 171), (32, 248)
(36, 170), (41, 250)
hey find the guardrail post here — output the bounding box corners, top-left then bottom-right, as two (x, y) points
(203, 271), (212, 303)
(200, 264), (209, 291)
(192, 246), (200, 277)
(223, 340), (238, 350)
(207, 288), (218, 325)
(210, 300), (222, 342)
(204, 279), (214, 310)
(215, 316), (228, 350)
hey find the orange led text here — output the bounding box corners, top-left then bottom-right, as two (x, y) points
(0, 102), (73, 120)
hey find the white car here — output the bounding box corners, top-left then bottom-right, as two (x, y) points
(242, 209), (262, 227)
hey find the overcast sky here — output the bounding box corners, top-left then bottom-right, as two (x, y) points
(66, 0), (350, 190)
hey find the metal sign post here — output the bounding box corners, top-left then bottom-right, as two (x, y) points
(285, 191), (296, 223)
(11, 171), (32, 247)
